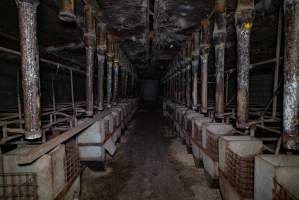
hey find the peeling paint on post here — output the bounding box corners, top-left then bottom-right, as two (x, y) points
(283, 0), (299, 150)
(214, 0), (226, 118)
(235, 0), (254, 129)
(97, 22), (106, 111)
(192, 32), (200, 110)
(200, 19), (210, 114)
(84, 5), (96, 116)
(16, 0), (41, 139)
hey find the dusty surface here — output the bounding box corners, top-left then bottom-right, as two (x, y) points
(81, 109), (221, 200)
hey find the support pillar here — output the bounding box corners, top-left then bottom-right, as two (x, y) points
(131, 71), (135, 97)
(120, 67), (125, 99)
(175, 70), (179, 102)
(200, 19), (210, 114)
(180, 67), (183, 104)
(192, 32), (200, 110)
(16, 0), (41, 139)
(124, 68), (128, 100)
(96, 22), (106, 111)
(214, 0), (226, 118)
(107, 34), (114, 108)
(186, 41), (192, 108)
(235, 0), (255, 128)
(84, 5), (96, 116)
(113, 58), (119, 104)
(272, 7), (283, 119)
(182, 67), (187, 105)
(283, 0), (299, 150)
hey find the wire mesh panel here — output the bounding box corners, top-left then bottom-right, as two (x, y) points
(273, 179), (298, 200)
(64, 146), (80, 185)
(224, 148), (255, 198)
(0, 173), (38, 200)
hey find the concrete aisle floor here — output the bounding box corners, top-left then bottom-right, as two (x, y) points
(81, 109), (222, 200)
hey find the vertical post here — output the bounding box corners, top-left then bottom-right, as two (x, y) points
(113, 48), (119, 104)
(200, 19), (211, 114)
(182, 67), (187, 105)
(16, 0), (41, 139)
(225, 72), (229, 104)
(214, 0), (226, 118)
(131, 71), (135, 97)
(173, 73), (175, 101)
(97, 22), (106, 110)
(124, 68), (128, 99)
(51, 75), (56, 123)
(192, 32), (200, 110)
(84, 5), (96, 116)
(107, 34), (114, 108)
(186, 41), (192, 108)
(179, 65), (183, 104)
(235, 0), (254, 129)
(70, 70), (75, 115)
(272, 7), (283, 119)
(16, 70), (23, 129)
(175, 70), (179, 102)
(120, 67), (125, 99)
(283, 0), (299, 150)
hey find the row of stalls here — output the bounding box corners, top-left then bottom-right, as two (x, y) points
(163, 100), (299, 200)
(0, 98), (138, 200)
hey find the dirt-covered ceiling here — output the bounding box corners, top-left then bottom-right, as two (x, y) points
(0, 0), (280, 78)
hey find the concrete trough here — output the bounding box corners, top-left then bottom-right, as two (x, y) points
(113, 105), (126, 130)
(218, 136), (263, 200)
(184, 111), (203, 153)
(111, 108), (122, 141)
(162, 101), (168, 117)
(168, 102), (177, 123)
(202, 123), (235, 187)
(1, 144), (80, 200)
(177, 107), (188, 139)
(255, 155), (299, 200)
(174, 105), (186, 133)
(191, 117), (213, 167)
(119, 102), (129, 118)
(78, 112), (116, 162)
